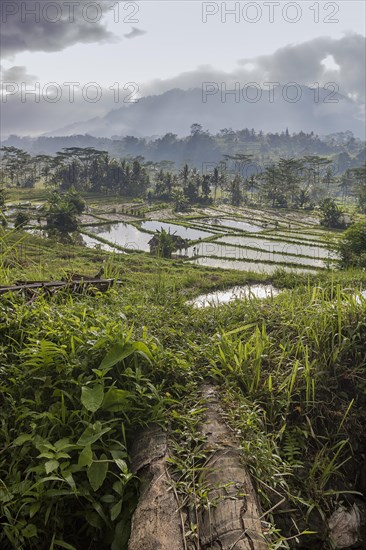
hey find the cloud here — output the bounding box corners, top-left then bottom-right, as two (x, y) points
(1, 34), (365, 138)
(1, 65), (38, 83)
(237, 33), (366, 103)
(0, 0), (120, 58)
(142, 34), (366, 107)
(124, 26), (147, 39)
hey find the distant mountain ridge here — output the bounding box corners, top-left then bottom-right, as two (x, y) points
(44, 86), (365, 139)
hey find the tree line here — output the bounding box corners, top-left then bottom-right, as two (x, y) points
(1, 145), (365, 216)
(2, 125), (364, 171)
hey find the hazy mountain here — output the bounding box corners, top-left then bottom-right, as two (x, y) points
(45, 86), (365, 139)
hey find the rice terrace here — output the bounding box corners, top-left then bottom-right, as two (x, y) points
(1, 1), (366, 549)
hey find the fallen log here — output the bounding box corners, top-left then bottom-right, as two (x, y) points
(196, 386), (267, 549)
(0, 278), (118, 296)
(128, 424), (185, 550)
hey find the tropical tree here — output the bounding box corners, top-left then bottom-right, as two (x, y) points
(230, 175), (243, 206)
(0, 187), (5, 209)
(172, 190), (189, 212)
(14, 211), (30, 229)
(149, 229), (187, 259)
(0, 146), (36, 188)
(260, 164), (286, 207)
(338, 222), (366, 267)
(201, 175), (212, 203)
(351, 164), (366, 213)
(45, 189), (85, 241)
(319, 198), (346, 229)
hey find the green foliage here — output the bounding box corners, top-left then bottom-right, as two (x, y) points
(149, 228), (187, 259)
(46, 189), (85, 240)
(319, 198), (346, 229)
(0, 207), (366, 548)
(14, 211), (30, 229)
(0, 187), (6, 208)
(0, 292), (165, 549)
(338, 221), (366, 267)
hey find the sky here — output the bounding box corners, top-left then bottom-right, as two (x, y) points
(1, 0), (365, 136)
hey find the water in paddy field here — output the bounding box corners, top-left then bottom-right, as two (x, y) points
(140, 221), (214, 240)
(81, 234), (124, 253)
(355, 290), (366, 303)
(188, 285), (279, 308)
(186, 241), (328, 268)
(272, 230), (329, 242)
(188, 257), (321, 275)
(216, 236), (335, 260)
(200, 218), (264, 232)
(86, 223), (152, 252)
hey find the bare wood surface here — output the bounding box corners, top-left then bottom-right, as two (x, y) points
(197, 386), (268, 550)
(0, 278), (117, 295)
(128, 425), (185, 550)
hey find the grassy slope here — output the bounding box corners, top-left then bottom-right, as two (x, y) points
(1, 223), (366, 549)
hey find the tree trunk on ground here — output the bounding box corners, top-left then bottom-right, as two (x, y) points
(128, 389), (267, 550)
(128, 424), (185, 550)
(196, 386), (267, 549)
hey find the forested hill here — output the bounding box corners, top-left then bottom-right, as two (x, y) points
(2, 129), (365, 173)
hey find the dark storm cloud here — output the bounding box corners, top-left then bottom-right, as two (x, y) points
(0, 0), (121, 57)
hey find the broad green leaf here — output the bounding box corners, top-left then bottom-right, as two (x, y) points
(38, 452), (55, 459)
(99, 343), (137, 370)
(77, 424), (111, 446)
(111, 500), (122, 521)
(130, 341), (153, 362)
(100, 494), (115, 504)
(85, 511), (102, 529)
(45, 460), (59, 474)
(101, 388), (132, 412)
(99, 341), (152, 371)
(113, 481), (124, 496)
(62, 471), (76, 490)
(12, 434), (33, 446)
(78, 445), (93, 468)
(53, 540), (78, 550)
(22, 523), (37, 538)
(29, 501), (41, 519)
(114, 458), (128, 474)
(55, 452), (71, 460)
(54, 438), (72, 451)
(88, 457), (109, 491)
(0, 488), (13, 504)
(81, 384), (104, 413)
(112, 517), (130, 550)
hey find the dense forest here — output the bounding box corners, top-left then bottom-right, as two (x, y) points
(1, 141), (365, 221)
(2, 127), (365, 172)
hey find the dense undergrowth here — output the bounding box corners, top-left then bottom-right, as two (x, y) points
(1, 229), (366, 549)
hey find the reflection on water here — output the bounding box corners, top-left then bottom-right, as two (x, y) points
(188, 285), (279, 307)
(188, 257), (320, 275)
(201, 218), (264, 232)
(187, 241), (327, 267)
(82, 234), (123, 253)
(86, 223), (151, 251)
(355, 290), (366, 304)
(217, 236), (334, 260)
(140, 221), (213, 240)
